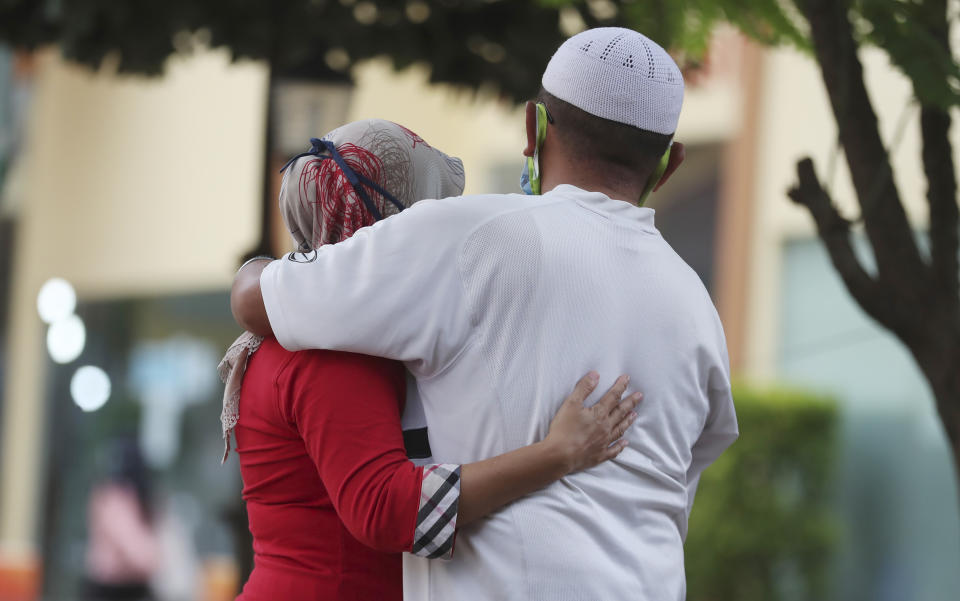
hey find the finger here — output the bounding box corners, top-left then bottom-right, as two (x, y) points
(602, 439), (630, 462)
(606, 391), (643, 425)
(594, 374), (630, 415)
(610, 410), (638, 443)
(564, 371), (600, 408)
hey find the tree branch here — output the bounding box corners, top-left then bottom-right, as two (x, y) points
(922, 105), (960, 306)
(788, 158), (885, 318)
(799, 0), (927, 287)
(918, 0), (959, 311)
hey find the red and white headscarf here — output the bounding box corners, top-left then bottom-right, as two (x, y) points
(219, 120), (465, 461)
(280, 119), (465, 249)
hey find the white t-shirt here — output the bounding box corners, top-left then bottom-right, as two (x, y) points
(261, 184), (738, 601)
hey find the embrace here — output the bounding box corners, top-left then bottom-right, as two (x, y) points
(222, 27), (737, 601)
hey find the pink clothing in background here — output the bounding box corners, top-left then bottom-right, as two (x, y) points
(85, 484), (158, 584)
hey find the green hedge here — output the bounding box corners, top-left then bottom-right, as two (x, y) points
(685, 384), (839, 601)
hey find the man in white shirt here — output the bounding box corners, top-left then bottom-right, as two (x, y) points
(233, 27), (737, 601)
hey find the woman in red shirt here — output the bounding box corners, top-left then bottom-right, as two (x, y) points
(219, 120), (640, 600)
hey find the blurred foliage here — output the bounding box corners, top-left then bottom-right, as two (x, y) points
(0, 0), (573, 102)
(541, 0), (810, 60)
(850, 0), (960, 109)
(0, 1), (956, 107)
(686, 385), (839, 601)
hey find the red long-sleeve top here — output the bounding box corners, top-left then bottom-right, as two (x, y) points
(234, 337), (426, 600)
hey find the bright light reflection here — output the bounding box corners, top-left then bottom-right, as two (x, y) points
(37, 278), (76, 324)
(71, 366), (111, 412)
(47, 315), (86, 364)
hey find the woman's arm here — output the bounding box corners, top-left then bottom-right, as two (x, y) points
(458, 372), (638, 525)
(231, 259), (272, 337)
(282, 352), (638, 558)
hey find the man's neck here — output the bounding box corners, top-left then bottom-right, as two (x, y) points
(541, 159), (650, 205)
(542, 174), (647, 205)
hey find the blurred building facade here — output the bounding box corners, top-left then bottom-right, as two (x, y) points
(0, 27), (957, 601)
(0, 48), (266, 601)
(743, 42), (960, 601)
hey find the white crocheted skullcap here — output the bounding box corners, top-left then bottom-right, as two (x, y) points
(542, 27), (684, 135)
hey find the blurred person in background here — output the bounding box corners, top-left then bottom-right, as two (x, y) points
(218, 119), (641, 601)
(83, 436), (158, 601)
(232, 28), (737, 601)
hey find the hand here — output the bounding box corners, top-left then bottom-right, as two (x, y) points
(542, 372), (642, 474)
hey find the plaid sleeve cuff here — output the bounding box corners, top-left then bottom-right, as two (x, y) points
(411, 463), (461, 560)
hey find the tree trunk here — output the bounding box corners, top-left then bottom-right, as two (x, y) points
(914, 333), (960, 499)
(792, 0), (960, 512)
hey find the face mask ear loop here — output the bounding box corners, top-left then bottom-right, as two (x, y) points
(352, 172), (407, 215)
(637, 140), (672, 206)
(279, 137), (328, 173)
(312, 140), (386, 221)
(280, 138), (407, 222)
(526, 103), (549, 195)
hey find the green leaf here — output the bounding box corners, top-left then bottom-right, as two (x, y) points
(853, 0), (960, 108)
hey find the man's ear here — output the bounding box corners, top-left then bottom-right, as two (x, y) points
(523, 101), (538, 157)
(653, 141), (685, 192)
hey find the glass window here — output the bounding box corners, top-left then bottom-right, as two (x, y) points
(39, 291), (248, 600)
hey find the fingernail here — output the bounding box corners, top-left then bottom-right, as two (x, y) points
(588, 371), (599, 383)
(629, 412), (638, 421)
(632, 392), (643, 401)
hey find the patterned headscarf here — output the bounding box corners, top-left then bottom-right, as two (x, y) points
(280, 119), (465, 250)
(218, 120), (465, 461)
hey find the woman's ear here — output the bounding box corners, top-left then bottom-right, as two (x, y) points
(523, 101), (538, 157)
(653, 141), (685, 192)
